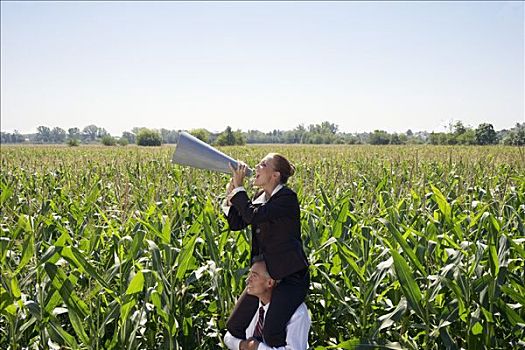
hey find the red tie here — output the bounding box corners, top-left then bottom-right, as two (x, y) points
(252, 306), (265, 341)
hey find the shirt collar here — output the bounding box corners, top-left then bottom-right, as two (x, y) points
(253, 184), (284, 204)
(258, 300), (271, 313)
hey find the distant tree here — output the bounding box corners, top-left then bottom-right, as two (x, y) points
(36, 126), (52, 143)
(300, 122), (340, 144)
(307, 133), (324, 144)
(308, 124), (320, 134)
(36, 126), (51, 143)
(215, 126), (237, 146)
(166, 130), (179, 143)
(413, 131), (428, 143)
(160, 128), (171, 143)
(101, 135), (116, 146)
(429, 132), (449, 145)
(190, 128), (211, 143)
(406, 129), (413, 137)
(344, 134), (361, 144)
(68, 127), (81, 140)
(453, 121), (467, 135)
(320, 121), (338, 134)
(97, 128), (109, 138)
(503, 123), (525, 146)
(136, 128), (162, 146)
(117, 137), (129, 146)
(51, 127), (67, 143)
(456, 129), (476, 145)
(1, 131), (25, 143)
(295, 124), (307, 143)
(369, 130), (390, 145)
(246, 129), (270, 143)
(0, 132), (8, 143)
(390, 133), (402, 145)
(475, 123), (497, 145)
(157, 129), (177, 144)
(83, 124), (99, 141)
(283, 129), (301, 144)
(234, 129), (246, 145)
(15, 131), (25, 143)
(67, 138), (80, 147)
(121, 131), (136, 144)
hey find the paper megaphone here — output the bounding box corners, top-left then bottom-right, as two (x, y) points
(171, 131), (253, 176)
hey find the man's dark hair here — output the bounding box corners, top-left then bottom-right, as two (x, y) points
(252, 254), (265, 264)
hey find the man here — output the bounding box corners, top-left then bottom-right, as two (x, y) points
(224, 258), (310, 350)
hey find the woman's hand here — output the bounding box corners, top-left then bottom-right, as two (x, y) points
(229, 161), (247, 188)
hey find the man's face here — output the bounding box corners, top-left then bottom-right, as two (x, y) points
(246, 261), (273, 298)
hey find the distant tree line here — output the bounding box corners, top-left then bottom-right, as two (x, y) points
(1, 121), (524, 146)
(427, 121), (524, 146)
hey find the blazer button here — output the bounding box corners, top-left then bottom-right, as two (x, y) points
(255, 228), (261, 233)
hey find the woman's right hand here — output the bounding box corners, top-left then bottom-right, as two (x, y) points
(229, 161), (247, 188)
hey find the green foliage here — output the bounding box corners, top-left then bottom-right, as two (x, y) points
(36, 126), (52, 143)
(82, 124), (99, 141)
(68, 127), (80, 140)
(429, 122), (506, 146)
(159, 128), (179, 143)
(1, 131), (25, 144)
(117, 137), (129, 146)
(5, 121), (523, 146)
(369, 130), (391, 145)
(456, 129), (477, 145)
(190, 128), (211, 143)
(101, 135), (117, 146)
(475, 123), (497, 145)
(136, 128), (162, 146)
(121, 131), (136, 144)
(503, 123), (525, 146)
(67, 138), (80, 147)
(1, 144), (524, 349)
(215, 126), (245, 146)
(51, 127), (67, 143)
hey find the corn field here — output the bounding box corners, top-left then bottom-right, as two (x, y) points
(1, 144), (524, 349)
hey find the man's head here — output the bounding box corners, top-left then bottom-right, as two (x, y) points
(246, 259), (276, 302)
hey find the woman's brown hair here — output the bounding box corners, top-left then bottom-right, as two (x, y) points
(269, 153), (295, 184)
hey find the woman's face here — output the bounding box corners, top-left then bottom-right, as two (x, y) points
(253, 154), (279, 187)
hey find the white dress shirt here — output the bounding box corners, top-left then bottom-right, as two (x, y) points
(221, 184), (284, 216)
(223, 301), (310, 350)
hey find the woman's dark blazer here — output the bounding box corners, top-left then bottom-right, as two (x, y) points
(227, 186), (309, 280)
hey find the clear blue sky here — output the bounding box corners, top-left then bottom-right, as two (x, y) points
(1, 1), (523, 135)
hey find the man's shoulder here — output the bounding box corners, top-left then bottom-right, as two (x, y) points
(295, 303), (309, 314)
(290, 303), (310, 321)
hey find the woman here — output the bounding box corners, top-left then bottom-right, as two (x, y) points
(223, 153), (309, 347)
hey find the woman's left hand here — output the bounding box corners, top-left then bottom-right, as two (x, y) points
(229, 161), (247, 188)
